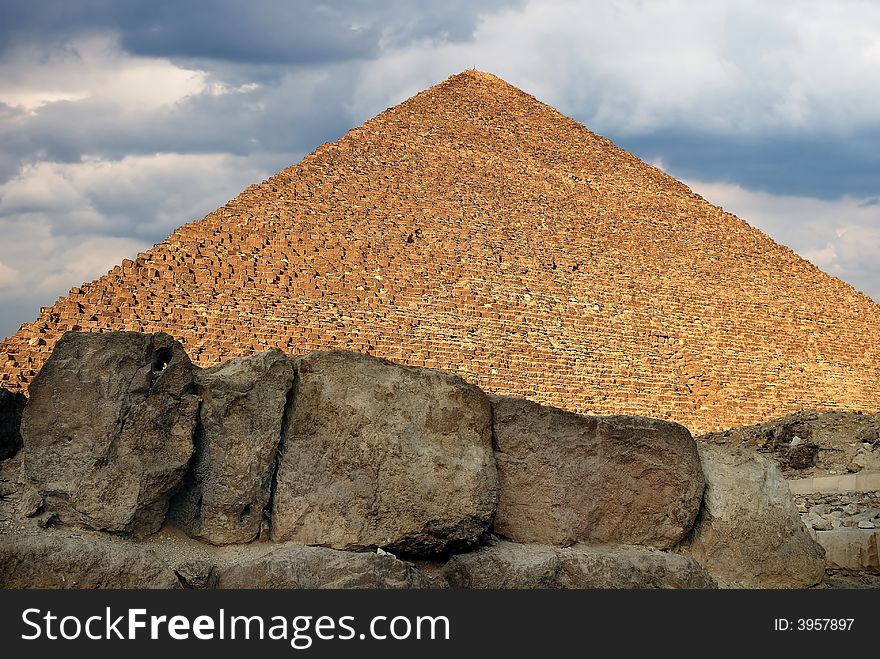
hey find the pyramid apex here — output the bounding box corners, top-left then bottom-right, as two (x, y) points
(451, 69), (515, 87)
(458, 68), (503, 79)
(412, 69), (531, 108)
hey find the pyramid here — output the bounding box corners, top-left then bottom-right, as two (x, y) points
(2, 70), (879, 433)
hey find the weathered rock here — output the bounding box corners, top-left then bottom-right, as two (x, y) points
(271, 351), (498, 556)
(445, 542), (563, 588)
(173, 558), (220, 588)
(36, 511), (58, 528)
(0, 387), (26, 460)
(20, 331), (199, 536)
(805, 511), (833, 531)
(783, 442), (819, 470)
(680, 443), (826, 588)
(19, 486), (43, 517)
(701, 411), (880, 478)
(442, 540), (716, 589)
(849, 447), (880, 473)
(168, 350), (294, 544)
(813, 529), (879, 571)
(490, 396), (704, 549)
(218, 544), (431, 588)
(0, 532), (181, 588)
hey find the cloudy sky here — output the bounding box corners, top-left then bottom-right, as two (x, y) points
(1, 1), (878, 339)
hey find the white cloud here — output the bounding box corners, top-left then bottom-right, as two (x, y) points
(0, 35), (210, 114)
(0, 260), (19, 287)
(34, 235), (150, 296)
(0, 163), (86, 214)
(0, 152), (274, 333)
(0, 153), (270, 235)
(350, 0), (880, 136)
(801, 243), (838, 270)
(0, 207), (135, 300)
(685, 178), (880, 300)
(205, 81), (261, 97)
(0, 90), (90, 113)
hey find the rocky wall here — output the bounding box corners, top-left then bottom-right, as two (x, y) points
(0, 331), (826, 589)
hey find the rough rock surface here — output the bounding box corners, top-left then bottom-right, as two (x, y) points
(442, 540), (716, 589)
(173, 558), (220, 589)
(851, 448), (880, 472)
(2, 330), (857, 590)
(490, 395), (704, 549)
(271, 351), (498, 556)
(218, 544), (430, 588)
(795, 491), (880, 531)
(19, 331), (199, 536)
(813, 529), (879, 572)
(0, 532), (182, 588)
(701, 410), (880, 478)
(680, 443), (826, 588)
(0, 387), (26, 460)
(169, 350), (294, 545)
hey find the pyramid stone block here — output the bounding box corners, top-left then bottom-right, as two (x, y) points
(678, 443), (826, 588)
(271, 350), (498, 556)
(19, 331), (198, 536)
(491, 395), (704, 549)
(168, 349), (295, 545)
(217, 544), (431, 589)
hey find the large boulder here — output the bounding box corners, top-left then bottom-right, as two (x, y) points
(442, 540), (716, 589)
(0, 387), (26, 460)
(271, 351), (498, 556)
(813, 529), (879, 572)
(490, 396), (704, 549)
(0, 532), (181, 588)
(19, 332), (199, 536)
(679, 443), (826, 588)
(218, 544), (430, 589)
(849, 446), (880, 472)
(169, 350), (295, 544)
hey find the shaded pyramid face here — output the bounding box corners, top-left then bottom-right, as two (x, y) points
(2, 70), (879, 433)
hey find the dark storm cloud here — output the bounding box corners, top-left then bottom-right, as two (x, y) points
(614, 130), (880, 201)
(0, 63), (362, 190)
(0, 0), (524, 64)
(0, 295), (44, 337)
(4, 83), (345, 162)
(0, 0), (521, 186)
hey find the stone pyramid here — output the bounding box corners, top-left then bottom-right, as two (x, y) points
(2, 70), (878, 433)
